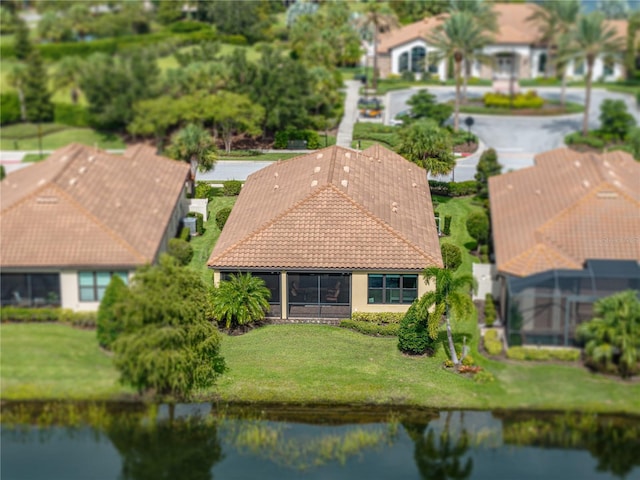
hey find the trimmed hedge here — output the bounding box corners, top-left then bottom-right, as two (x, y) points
(187, 212), (204, 235)
(506, 346), (581, 362)
(179, 227), (191, 242)
(215, 207), (232, 230)
(0, 92), (21, 125)
(483, 90), (544, 109)
(351, 312), (403, 323)
(1, 307), (96, 328)
(565, 131), (606, 149)
(195, 181), (216, 200)
(483, 329), (503, 356)
(222, 180), (242, 196)
(54, 103), (90, 127)
(484, 293), (496, 327)
(273, 128), (321, 149)
(428, 180), (477, 197)
(339, 319), (399, 336)
(441, 243), (462, 271)
(443, 215), (452, 236)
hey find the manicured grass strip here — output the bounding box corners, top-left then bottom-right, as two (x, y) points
(433, 195), (485, 277)
(187, 195), (237, 284)
(2, 323), (638, 413)
(0, 323), (130, 400)
(219, 152), (299, 161)
(0, 125), (125, 151)
(0, 123), (70, 139)
(458, 100), (584, 116)
(22, 153), (48, 162)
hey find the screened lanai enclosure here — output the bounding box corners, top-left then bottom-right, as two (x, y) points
(504, 260), (640, 346)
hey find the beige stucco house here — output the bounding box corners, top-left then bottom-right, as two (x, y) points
(207, 144), (443, 320)
(0, 143), (190, 311)
(489, 148), (640, 346)
(377, 3), (629, 82)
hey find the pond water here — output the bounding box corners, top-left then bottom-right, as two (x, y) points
(2, 403), (639, 480)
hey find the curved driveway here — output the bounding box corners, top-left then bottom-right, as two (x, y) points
(386, 86), (639, 180)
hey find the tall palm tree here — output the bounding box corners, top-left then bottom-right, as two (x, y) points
(354, 1), (399, 91)
(527, 0), (580, 106)
(212, 273), (271, 330)
(562, 12), (624, 135)
(449, 0), (498, 102)
(167, 123), (217, 193)
(428, 12), (493, 131)
(418, 267), (477, 366)
(396, 119), (456, 177)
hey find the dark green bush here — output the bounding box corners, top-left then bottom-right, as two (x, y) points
(195, 181), (215, 200)
(167, 238), (194, 266)
(96, 275), (128, 348)
(215, 207), (232, 230)
(441, 243), (462, 271)
(0, 92), (21, 125)
(429, 180), (477, 197)
(484, 293), (496, 327)
(339, 319), (399, 336)
(443, 215), (452, 236)
(273, 128), (322, 149)
(222, 180), (242, 196)
(54, 103), (89, 127)
(179, 227), (191, 242)
(599, 99), (636, 140)
(169, 20), (209, 33)
(187, 212), (204, 235)
(0, 165), (5, 181)
(398, 302), (435, 355)
(564, 131), (605, 149)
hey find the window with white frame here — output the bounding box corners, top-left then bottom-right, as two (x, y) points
(78, 271), (128, 302)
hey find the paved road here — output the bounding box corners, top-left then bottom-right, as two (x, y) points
(387, 86), (639, 180)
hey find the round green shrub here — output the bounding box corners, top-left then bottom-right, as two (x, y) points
(167, 238), (194, 266)
(0, 92), (21, 125)
(215, 207), (232, 230)
(222, 180), (242, 196)
(398, 302), (435, 355)
(441, 243), (462, 271)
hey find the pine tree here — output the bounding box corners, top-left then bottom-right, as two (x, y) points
(14, 16), (32, 61)
(24, 50), (54, 123)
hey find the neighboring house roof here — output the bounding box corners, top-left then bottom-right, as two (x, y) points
(208, 145), (443, 271)
(489, 148), (640, 278)
(0, 143), (189, 269)
(378, 3), (628, 53)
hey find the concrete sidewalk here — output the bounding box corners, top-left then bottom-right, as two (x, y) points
(336, 80), (362, 148)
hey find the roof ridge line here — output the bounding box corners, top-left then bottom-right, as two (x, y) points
(327, 184), (442, 266)
(49, 183), (149, 264)
(208, 184), (333, 266)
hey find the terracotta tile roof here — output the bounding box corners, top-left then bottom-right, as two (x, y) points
(1, 143), (190, 269)
(378, 4), (628, 52)
(208, 145), (443, 271)
(489, 148), (640, 277)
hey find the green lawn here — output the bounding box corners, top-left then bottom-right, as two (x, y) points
(187, 195), (237, 283)
(0, 123), (125, 151)
(458, 100), (584, 116)
(2, 322), (638, 413)
(433, 195), (486, 277)
(219, 151), (299, 161)
(0, 323), (131, 400)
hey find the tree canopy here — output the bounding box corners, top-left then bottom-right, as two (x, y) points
(396, 119), (456, 176)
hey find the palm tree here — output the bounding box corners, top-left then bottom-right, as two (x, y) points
(562, 12), (624, 135)
(577, 290), (640, 378)
(167, 123), (217, 193)
(52, 56), (85, 104)
(354, 1), (399, 91)
(449, 0), (498, 102)
(418, 267), (477, 366)
(396, 119), (456, 177)
(428, 12), (493, 131)
(212, 273), (271, 330)
(527, 0), (580, 107)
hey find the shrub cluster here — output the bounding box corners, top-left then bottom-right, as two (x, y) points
(167, 238), (194, 266)
(506, 346), (581, 362)
(483, 90), (544, 109)
(0, 92), (21, 125)
(273, 128), (321, 149)
(428, 180), (477, 197)
(222, 180), (242, 196)
(441, 243), (462, 271)
(351, 312), (403, 323)
(565, 131), (605, 149)
(1, 307), (96, 328)
(194, 181), (216, 200)
(483, 329), (503, 356)
(179, 227), (191, 241)
(398, 303), (435, 355)
(339, 319), (399, 336)
(54, 103), (90, 127)
(484, 293), (496, 327)
(215, 207), (232, 230)
(473, 369), (495, 384)
(443, 215), (452, 236)
(187, 212), (204, 235)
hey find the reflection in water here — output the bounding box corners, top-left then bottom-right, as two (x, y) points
(499, 412), (640, 479)
(405, 412), (473, 480)
(1, 403), (640, 479)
